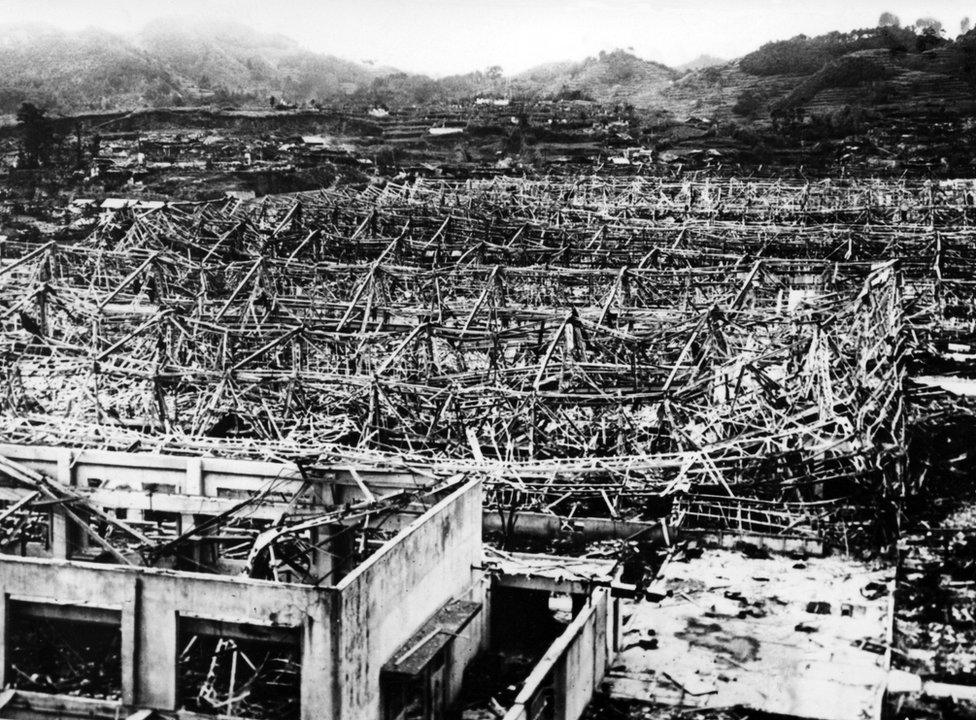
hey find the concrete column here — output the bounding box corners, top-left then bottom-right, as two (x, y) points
(61, 450), (90, 553)
(178, 461), (205, 567)
(55, 449), (74, 487)
(0, 592), (7, 688)
(592, 594), (609, 690)
(121, 577), (140, 705)
(309, 525), (336, 582)
(179, 514), (196, 535)
(309, 481), (343, 583)
(136, 601), (178, 709)
(50, 508), (69, 559)
(185, 458), (203, 496)
(300, 596), (335, 720)
(314, 478), (341, 508)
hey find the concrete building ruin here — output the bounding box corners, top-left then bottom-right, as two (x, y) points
(0, 173), (971, 720)
(0, 445), (618, 720)
(0, 447), (486, 719)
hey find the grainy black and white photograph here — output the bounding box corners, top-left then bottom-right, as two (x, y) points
(0, 1), (973, 719)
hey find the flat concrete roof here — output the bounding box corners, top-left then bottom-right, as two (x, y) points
(606, 548), (894, 720)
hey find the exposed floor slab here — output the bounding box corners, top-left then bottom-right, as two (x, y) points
(605, 548), (894, 720)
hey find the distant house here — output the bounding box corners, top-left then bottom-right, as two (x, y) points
(68, 199), (98, 215)
(99, 199), (166, 218)
(301, 135), (331, 146)
(428, 127), (465, 137)
(475, 97), (511, 107)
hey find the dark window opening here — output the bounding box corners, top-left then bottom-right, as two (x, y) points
(527, 678), (555, 720)
(6, 601), (122, 700)
(382, 650), (445, 720)
(141, 509), (181, 541)
(0, 498), (48, 554)
(177, 617), (301, 720)
(455, 587), (567, 718)
(383, 673), (426, 720)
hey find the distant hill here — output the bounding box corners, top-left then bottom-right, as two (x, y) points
(0, 24), (182, 113)
(661, 26), (976, 121)
(0, 24), (683, 113)
(3, 19), (976, 123)
(676, 54), (726, 73)
(0, 19), (385, 114)
(515, 50), (678, 106)
(139, 18), (378, 103)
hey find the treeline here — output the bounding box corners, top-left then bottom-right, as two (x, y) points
(740, 25), (946, 77)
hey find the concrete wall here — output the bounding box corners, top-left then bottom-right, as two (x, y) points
(503, 588), (611, 720)
(0, 557), (336, 719)
(334, 478), (484, 720)
(447, 577), (491, 706)
(0, 444), (424, 508)
(0, 450), (487, 720)
(559, 591), (607, 720)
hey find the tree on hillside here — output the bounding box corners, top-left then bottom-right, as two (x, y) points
(485, 65), (504, 93)
(733, 89), (763, 118)
(962, 16), (972, 34)
(879, 12), (901, 28)
(16, 102), (53, 169)
(914, 17), (944, 35)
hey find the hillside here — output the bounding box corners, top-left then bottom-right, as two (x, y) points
(139, 18), (378, 103)
(0, 20), (384, 114)
(0, 24), (182, 113)
(661, 26), (976, 121)
(676, 54), (726, 73)
(515, 50), (678, 106)
(4, 19), (976, 123)
(0, 23), (683, 113)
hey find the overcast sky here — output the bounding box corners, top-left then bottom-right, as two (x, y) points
(0, 0), (972, 75)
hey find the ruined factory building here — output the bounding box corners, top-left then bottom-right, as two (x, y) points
(2, 101), (976, 720)
(0, 445), (618, 720)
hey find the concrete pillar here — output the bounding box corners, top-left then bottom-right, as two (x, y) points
(0, 592), (7, 688)
(50, 508), (69, 559)
(136, 600), (177, 708)
(178, 462), (206, 569)
(300, 596), (335, 720)
(59, 446), (90, 554)
(185, 458), (203, 496)
(593, 594), (609, 690)
(55, 449), (74, 487)
(309, 483), (343, 583)
(309, 525), (337, 583)
(179, 514), (196, 535)
(312, 480), (339, 508)
(121, 577), (140, 705)
(51, 504), (90, 558)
